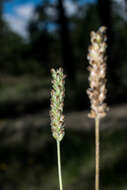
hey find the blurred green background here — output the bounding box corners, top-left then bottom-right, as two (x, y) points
(0, 0), (127, 189)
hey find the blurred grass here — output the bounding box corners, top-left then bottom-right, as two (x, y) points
(0, 75), (127, 189)
(0, 121), (127, 190)
(0, 75), (50, 102)
(0, 75), (50, 117)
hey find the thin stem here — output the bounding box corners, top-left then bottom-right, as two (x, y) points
(95, 118), (100, 190)
(57, 140), (63, 190)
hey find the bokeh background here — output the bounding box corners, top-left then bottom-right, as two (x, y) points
(0, 0), (127, 189)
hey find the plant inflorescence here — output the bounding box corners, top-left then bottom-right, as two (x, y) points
(49, 26), (109, 190)
(50, 68), (65, 190)
(87, 26), (108, 190)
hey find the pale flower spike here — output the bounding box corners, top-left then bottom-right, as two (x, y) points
(87, 26), (109, 119)
(50, 68), (65, 142)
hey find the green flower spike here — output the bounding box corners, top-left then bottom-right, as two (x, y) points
(50, 68), (65, 142)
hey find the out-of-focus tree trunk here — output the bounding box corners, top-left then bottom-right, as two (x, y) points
(57, 0), (75, 81)
(97, 0), (113, 37)
(97, 0), (113, 56)
(0, 0), (12, 23)
(0, 0), (3, 17)
(125, 0), (127, 11)
(0, 0), (12, 34)
(0, 0), (4, 70)
(97, 0), (117, 85)
(0, 0), (4, 35)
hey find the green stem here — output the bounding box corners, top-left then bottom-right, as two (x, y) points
(57, 140), (63, 190)
(95, 118), (100, 190)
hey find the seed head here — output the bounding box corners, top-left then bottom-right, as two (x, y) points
(50, 68), (65, 141)
(87, 26), (109, 119)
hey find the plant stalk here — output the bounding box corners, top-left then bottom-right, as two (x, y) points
(57, 140), (63, 190)
(95, 118), (100, 190)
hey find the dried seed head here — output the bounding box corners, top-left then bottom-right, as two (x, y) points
(87, 26), (109, 119)
(50, 68), (65, 141)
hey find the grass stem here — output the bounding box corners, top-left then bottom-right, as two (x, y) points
(95, 118), (100, 190)
(57, 140), (63, 190)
